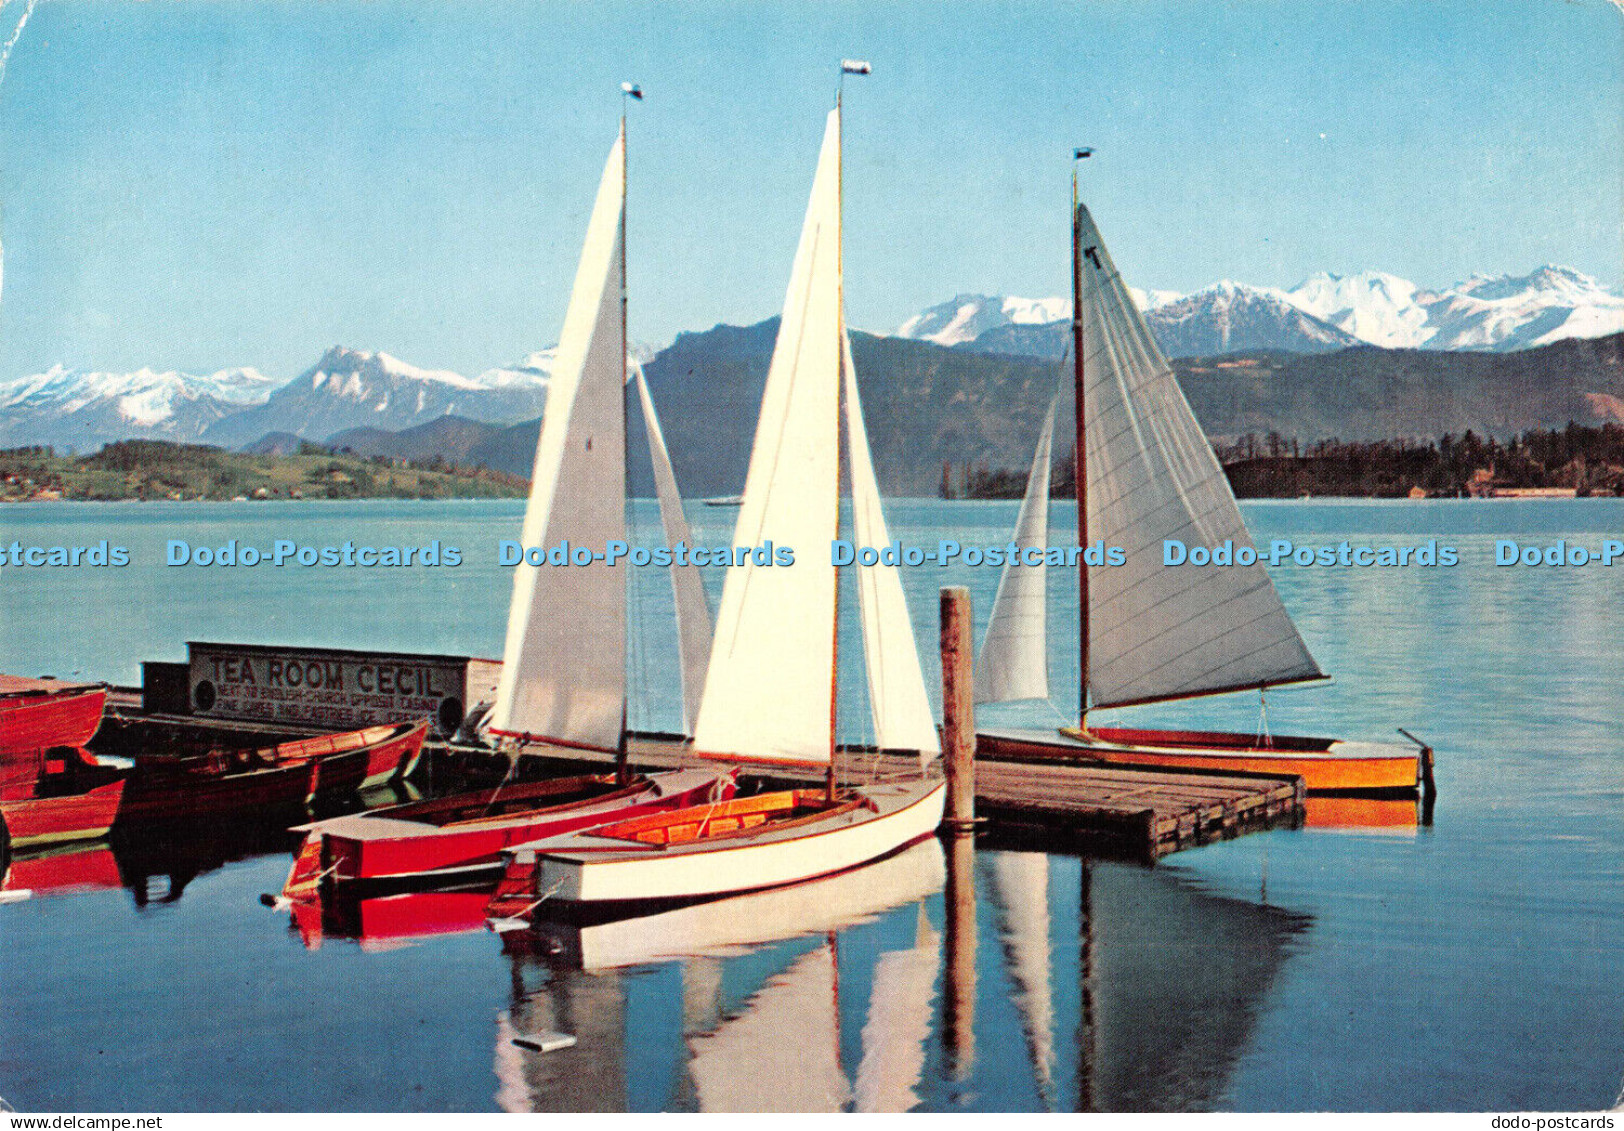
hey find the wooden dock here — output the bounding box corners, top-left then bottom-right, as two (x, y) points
(443, 729), (1303, 863)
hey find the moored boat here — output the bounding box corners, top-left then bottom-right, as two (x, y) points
(971, 162), (1429, 798)
(276, 107), (733, 906)
(495, 80), (947, 912)
(117, 719), (428, 824)
(0, 676), (107, 753)
(501, 837), (946, 967)
(278, 767), (733, 898)
(1, 763), (126, 849)
(499, 779), (944, 907)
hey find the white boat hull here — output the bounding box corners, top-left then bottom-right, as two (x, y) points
(525, 779), (946, 904)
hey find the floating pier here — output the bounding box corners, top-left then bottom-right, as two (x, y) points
(446, 733), (1302, 863)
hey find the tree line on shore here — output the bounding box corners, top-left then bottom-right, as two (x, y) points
(940, 422), (1624, 499)
(0, 440), (528, 502)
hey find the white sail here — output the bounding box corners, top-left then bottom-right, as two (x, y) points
(975, 384), (1061, 705)
(632, 364), (712, 735)
(490, 130), (628, 749)
(688, 941), (850, 1112)
(693, 109), (844, 766)
(1077, 203), (1323, 709)
(843, 328), (942, 762)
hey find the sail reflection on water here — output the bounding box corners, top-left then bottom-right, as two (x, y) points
(485, 840), (1312, 1112)
(496, 840), (946, 1112)
(496, 958), (628, 1113)
(1079, 860), (1312, 1111)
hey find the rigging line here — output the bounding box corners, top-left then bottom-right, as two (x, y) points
(480, 740), (525, 817)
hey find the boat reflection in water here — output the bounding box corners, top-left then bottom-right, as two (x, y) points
(1073, 857), (1311, 1111)
(2, 781), (422, 908)
(1, 839), (123, 901)
(286, 886), (493, 952)
(3, 804), (309, 906)
(488, 836), (1312, 1112)
(1302, 795), (1424, 833)
(495, 839), (946, 1112)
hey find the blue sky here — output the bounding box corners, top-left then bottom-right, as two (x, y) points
(0, 0), (1619, 379)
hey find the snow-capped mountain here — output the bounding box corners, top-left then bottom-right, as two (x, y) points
(0, 340), (676, 453)
(896, 294), (1073, 348)
(896, 291), (1180, 348)
(899, 266), (1624, 359)
(200, 346), (554, 448)
(1280, 271), (1430, 349)
(917, 282), (1358, 358)
(1149, 282), (1363, 356)
(1274, 266), (1624, 352)
(0, 364), (280, 451)
(1407, 267), (1624, 351)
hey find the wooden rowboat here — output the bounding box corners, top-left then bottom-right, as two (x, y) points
(117, 719), (428, 824)
(1, 775), (126, 848)
(1, 743), (127, 849)
(0, 676), (107, 754)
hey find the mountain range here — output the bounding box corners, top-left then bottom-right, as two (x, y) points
(0, 264), (1619, 469)
(299, 321), (1624, 497)
(895, 266), (1624, 358)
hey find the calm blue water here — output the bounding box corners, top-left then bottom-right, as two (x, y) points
(0, 498), (1619, 1111)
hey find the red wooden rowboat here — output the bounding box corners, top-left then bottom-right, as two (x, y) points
(118, 719), (429, 824)
(0, 676), (107, 754)
(278, 766), (735, 900)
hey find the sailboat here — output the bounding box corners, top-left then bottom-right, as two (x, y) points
(975, 171), (1427, 796)
(274, 115), (732, 902)
(491, 92), (946, 908)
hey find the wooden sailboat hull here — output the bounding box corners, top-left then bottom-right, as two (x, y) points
(280, 767), (735, 898)
(0, 681), (107, 754)
(1045, 725), (1422, 795)
(506, 779), (946, 906)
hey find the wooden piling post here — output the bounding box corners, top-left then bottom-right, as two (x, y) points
(940, 586), (977, 831)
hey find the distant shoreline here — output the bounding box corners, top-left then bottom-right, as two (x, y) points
(0, 440), (527, 504)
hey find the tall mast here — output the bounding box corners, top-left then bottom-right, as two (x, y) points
(831, 61), (870, 797)
(1071, 151), (1091, 731)
(828, 82), (847, 801)
(616, 84), (639, 782)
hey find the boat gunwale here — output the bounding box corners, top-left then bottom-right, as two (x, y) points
(585, 789), (872, 848)
(528, 780), (946, 864)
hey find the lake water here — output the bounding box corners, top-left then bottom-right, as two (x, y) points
(0, 498), (1620, 1112)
